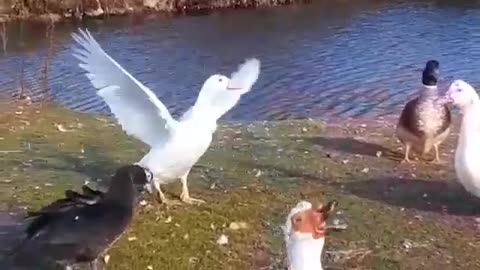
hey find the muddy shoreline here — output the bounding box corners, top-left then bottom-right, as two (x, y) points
(0, 0), (311, 22)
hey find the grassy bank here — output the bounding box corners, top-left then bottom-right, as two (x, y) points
(0, 0), (310, 22)
(1, 101), (480, 269)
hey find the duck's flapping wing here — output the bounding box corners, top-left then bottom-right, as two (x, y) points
(199, 58), (261, 121)
(72, 29), (178, 147)
(227, 58), (261, 94)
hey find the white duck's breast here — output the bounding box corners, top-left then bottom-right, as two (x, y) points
(455, 138), (480, 197)
(287, 238), (324, 270)
(139, 122), (214, 182)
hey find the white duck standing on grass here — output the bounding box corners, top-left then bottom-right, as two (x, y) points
(283, 200), (337, 270)
(443, 80), (480, 198)
(71, 29), (261, 205)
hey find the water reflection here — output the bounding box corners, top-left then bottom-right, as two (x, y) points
(1, 0), (480, 121)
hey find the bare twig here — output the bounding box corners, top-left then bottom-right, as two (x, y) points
(325, 248), (372, 264)
(41, 18), (55, 103)
(17, 22), (26, 99)
(0, 150), (24, 154)
(0, 21), (7, 55)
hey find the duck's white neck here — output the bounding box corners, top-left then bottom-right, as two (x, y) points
(458, 98), (480, 142)
(422, 84), (437, 90)
(182, 100), (220, 133)
(287, 237), (325, 270)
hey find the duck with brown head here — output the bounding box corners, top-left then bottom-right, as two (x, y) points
(283, 200), (337, 270)
(396, 60), (451, 163)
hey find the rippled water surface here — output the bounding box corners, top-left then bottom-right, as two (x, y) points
(1, 0), (480, 121)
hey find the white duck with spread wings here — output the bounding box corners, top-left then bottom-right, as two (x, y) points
(71, 29), (261, 205)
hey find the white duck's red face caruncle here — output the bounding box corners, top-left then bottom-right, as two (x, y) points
(444, 80), (478, 108)
(290, 201), (337, 239)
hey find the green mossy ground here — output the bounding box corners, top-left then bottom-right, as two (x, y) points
(1, 101), (479, 269)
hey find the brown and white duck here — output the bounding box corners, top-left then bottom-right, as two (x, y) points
(396, 60), (451, 163)
(283, 200), (337, 270)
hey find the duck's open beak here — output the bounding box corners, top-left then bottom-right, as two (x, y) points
(144, 182), (154, 194)
(439, 93), (453, 104)
(226, 86), (242, 91)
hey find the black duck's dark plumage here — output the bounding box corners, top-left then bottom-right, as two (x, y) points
(7, 165), (152, 269)
(396, 60), (451, 163)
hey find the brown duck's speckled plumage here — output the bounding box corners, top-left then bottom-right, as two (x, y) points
(398, 92), (451, 138)
(396, 86), (451, 156)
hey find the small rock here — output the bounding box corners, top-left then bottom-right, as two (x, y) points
(183, 234), (189, 240)
(103, 254), (110, 264)
(165, 216), (172, 223)
(2, 179), (12, 183)
(147, 266), (153, 270)
(128, 236), (137, 241)
(255, 170), (262, 177)
(54, 123), (68, 132)
(341, 159), (349, 164)
(361, 168), (369, 173)
(139, 200), (147, 206)
(376, 151), (382, 157)
(402, 239), (413, 249)
(216, 234), (229, 245)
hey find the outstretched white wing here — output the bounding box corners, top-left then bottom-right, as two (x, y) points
(227, 58), (261, 93)
(71, 29), (177, 147)
(209, 58), (261, 119)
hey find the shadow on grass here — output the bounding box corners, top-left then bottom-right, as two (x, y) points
(336, 177), (480, 216)
(304, 136), (402, 160)
(244, 160), (480, 217)
(0, 213), (25, 254)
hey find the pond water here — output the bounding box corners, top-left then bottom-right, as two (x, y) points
(1, 0), (480, 121)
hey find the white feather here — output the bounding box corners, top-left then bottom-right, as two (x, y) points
(181, 58), (261, 122)
(228, 58), (261, 93)
(71, 29), (177, 148)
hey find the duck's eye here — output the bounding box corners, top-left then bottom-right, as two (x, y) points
(146, 171), (153, 181)
(218, 78), (223, 82)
